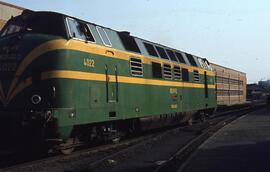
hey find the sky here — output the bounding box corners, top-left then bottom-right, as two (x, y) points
(2, 0), (270, 83)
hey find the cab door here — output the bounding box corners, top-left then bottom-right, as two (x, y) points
(105, 65), (118, 103)
(105, 64), (118, 118)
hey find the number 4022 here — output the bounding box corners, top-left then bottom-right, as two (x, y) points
(84, 58), (95, 67)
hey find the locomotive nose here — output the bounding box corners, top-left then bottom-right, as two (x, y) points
(0, 35), (23, 106)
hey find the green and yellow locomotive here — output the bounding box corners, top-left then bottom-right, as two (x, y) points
(0, 10), (216, 153)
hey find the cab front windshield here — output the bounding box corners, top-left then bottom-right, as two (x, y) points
(0, 12), (66, 38)
(0, 17), (25, 37)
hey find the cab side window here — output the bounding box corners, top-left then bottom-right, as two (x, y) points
(66, 18), (86, 40)
(96, 26), (112, 47)
(66, 17), (95, 42)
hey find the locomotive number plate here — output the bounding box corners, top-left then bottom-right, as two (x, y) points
(83, 58), (95, 68)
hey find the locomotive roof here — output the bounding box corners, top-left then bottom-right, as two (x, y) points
(19, 10), (212, 70)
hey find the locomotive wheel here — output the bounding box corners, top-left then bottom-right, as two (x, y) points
(60, 146), (74, 155)
(60, 138), (76, 155)
(200, 110), (211, 122)
(112, 137), (120, 144)
(200, 113), (206, 122)
(187, 117), (193, 126)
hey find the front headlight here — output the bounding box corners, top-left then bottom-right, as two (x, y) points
(31, 94), (42, 104)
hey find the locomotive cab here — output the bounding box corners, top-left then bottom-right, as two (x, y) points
(0, 10), (70, 148)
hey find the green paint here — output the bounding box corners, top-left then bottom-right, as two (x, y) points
(0, 34), (216, 140)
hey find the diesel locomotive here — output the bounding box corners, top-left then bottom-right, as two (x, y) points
(0, 10), (216, 153)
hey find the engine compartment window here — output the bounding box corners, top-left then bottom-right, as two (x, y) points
(186, 53), (197, 67)
(166, 49), (178, 62)
(130, 57), (143, 76)
(173, 66), (182, 80)
(156, 46), (169, 60)
(198, 58), (208, 69)
(96, 26), (112, 47)
(193, 70), (200, 82)
(163, 64), (172, 79)
(144, 42), (159, 57)
(152, 62), (162, 78)
(175, 52), (186, 64)
(118, 32), (141, 53)
(182, 68), (189, 82)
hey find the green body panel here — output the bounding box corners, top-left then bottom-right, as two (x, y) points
(37, 45), (216, 129)
(52, 79), (216, 127)
(1, 33), (216, 140)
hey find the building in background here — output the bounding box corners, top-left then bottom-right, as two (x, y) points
(0, 1), (24, 30)
(258, 80), (270, 88)
(211, 63), (247, 106)
(247, 83), (269, 104)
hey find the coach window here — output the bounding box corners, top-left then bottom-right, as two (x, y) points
(182, 68), (189, 82)
(144, 42), (159, 57)
(96, 26), (112, 47)
(163, 64), (172, 79)
(185, 53), (197, 67)
(152, 62), (162, 78)
(118, 32), (141, 53)
(130, 57), (143, 77)
(166, 49), (178, 62)
(66, 17), (86, 40)
(173, 66), (181, 80)
(155, 46), (169, 60)
(175, 52), (186, 64)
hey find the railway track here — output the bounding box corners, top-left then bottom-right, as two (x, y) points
(154, 107), (253, 172)
(0, 105), (258, 172)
